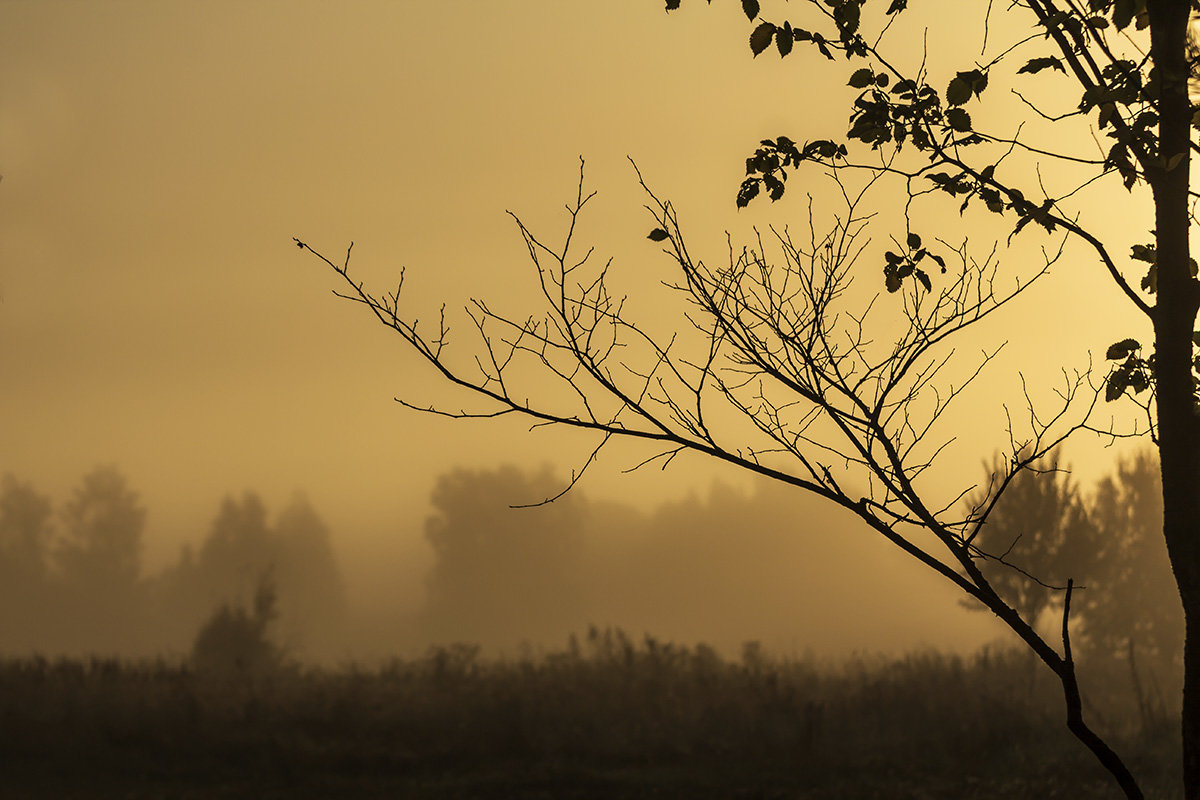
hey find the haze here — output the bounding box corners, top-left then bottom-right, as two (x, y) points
(0, 1), (1152, 663)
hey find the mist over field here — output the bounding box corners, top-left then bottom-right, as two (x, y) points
(5, 1), (1197, 795)
(0, 461), (1003, 665)
(0, 453), (1187, 798)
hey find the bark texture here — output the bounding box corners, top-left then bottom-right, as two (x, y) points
(1148, 2), (1200, 795)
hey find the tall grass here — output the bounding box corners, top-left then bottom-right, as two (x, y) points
(0, 630), (1182, 798)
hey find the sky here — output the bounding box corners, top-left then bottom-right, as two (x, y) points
(0, 1), (1156, 657)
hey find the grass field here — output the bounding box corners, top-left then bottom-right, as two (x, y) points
(0, 629), (1183, 798)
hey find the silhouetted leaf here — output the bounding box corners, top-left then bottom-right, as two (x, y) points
(833, 1), (860, 37)
(848, 68), (874, 88)
(1018, 57), (1065, 75)
(742, 0), (759, 20)
(749, 22), (775, 56)
(813, 32), (833, 59)
(1113, 0), (1135, 30)
(737, 178), (761, 208)
(962, 69), (987, 94)
(1142, 264), (1157, 293)
(1106, 338), (1140, 360)
(946, 108), (971, 132)
(885, 269), (902, 293)
(1130, 243), (1156, 263)
(1105, 370), (1128, 401)
(946, 70), (986, 106)
(946, 77), (972, 107)
(916, 269), (931, 292)
(886, 0), (907, 12)
(776, 22), (794, 56)
(665, 0), (682, 9)
(647, 228), (670, 242)
(763, 173), (785, 200)
(907, 232), (921, 249)
(1099, 104), (1118, 131)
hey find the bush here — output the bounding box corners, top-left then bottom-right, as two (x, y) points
(190, 571), (283, 676)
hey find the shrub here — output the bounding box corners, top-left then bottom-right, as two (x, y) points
(190, 571), (283, 676)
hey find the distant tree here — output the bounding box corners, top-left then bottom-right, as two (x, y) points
(272, 492), (346, 653)
(421, 466), (587, 648)
(968, 449), (1183, 666)
(967, 449), (1184, 728)
(0, 475), (55, 651)
(965, 452), (1101, 631)
(0, 475), (53, 583)
(197, 493), (275, 593)
(56, 465), (144, 593)
(163, 491), (345, 659)
(48, 465), (147, 653)
(1084, 451), (1182, 672)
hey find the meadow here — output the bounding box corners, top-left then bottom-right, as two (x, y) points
(0, 627), (1182, 799)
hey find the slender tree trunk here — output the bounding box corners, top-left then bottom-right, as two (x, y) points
(1148, 2), (1200, 796)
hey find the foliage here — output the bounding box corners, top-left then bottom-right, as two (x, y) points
(661, 0), (1196, 421)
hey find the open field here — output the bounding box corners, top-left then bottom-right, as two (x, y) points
(0, 630), (1182, 798)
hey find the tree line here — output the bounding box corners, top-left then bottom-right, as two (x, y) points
(418, 450), (1181, 714)
(0, 466), (345, 661)
(0, 451), (1176, 708)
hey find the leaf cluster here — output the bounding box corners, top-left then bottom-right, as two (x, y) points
(882, 232), (945, 294)
(1103, 247), (1200, 405)
(1102, 338), (1152, 403)
(737, 136), (846, 208)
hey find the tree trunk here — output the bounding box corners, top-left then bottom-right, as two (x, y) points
(1148, 2), (1200, 796)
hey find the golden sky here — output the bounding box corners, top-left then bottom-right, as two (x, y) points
(0, 1), (1155, 655)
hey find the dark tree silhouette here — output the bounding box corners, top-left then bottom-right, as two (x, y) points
(298, 2), (1200, 795)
